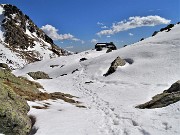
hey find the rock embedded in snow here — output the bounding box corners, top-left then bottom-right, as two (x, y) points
(28, 71), (51, 80)
(0, 63), (9, 69)
(106, 48), (112, 53)
(79, 57), (87, 62)
(152, 23), (175, 37)
(104, 56), (126, 76)
(50, 64), (59, 68)
(164, 80), (180, 93)
(136, 80), (180, 109)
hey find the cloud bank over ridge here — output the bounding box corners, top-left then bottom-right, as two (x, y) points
(97, 15), (171, 36)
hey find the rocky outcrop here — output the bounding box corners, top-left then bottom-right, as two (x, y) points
(152, 23), (175, 37)
(79, 58), (87, 62)
(103, 56), (126, 76)
(136, 80), (180, 109)
(0, 63), (9, 69)
(106, 48), (112, 53)
(28, 71), (51, 80)
(164, 80), (180, 93)
(0, 82), (31, 135)
(0, 68), (82, 134)
(1, 4), (59, 50)
(0, 4), (70, 68)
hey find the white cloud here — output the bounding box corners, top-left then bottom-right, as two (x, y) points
(41, 24), (80, 41)
(91, 39), (98, 44)
(149, 9), (161, 12)
(101, 26), (108, 29)
(97, 15), (171, 36)
(107, 35), (111, 38)
(97, 22), (104, 25)
(129, 33), (133, 36)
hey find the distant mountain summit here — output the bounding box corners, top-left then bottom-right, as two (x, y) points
(0, 4), (69, 69)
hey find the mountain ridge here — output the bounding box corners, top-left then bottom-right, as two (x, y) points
(0, 4), (70, 69)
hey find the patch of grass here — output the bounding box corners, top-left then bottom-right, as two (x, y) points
(0, 68), (84, 108)
(0, 69), (42, 94)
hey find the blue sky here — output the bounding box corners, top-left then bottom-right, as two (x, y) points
(0, 0), (180, 52)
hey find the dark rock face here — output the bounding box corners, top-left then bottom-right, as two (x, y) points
(0, 4), (67, 64)
(2, 4), (53, 47)
(0, 63), (9, 69)
(50, 64), (59, 68)
(106, 48), (112, 53)
(152, 24), (175, 37)
(164, 80), (180, 93)
(123, 45), (127, 47)
(0, 82), (31, 135)
(104, 56), (126, 76)
(152, 31), (158, 36)
(28, 71), (51, 80)
(160, 24), (174, 32)
(79, 58), (87, 62)
(136, 80), (180, 109)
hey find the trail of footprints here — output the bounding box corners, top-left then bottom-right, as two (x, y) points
(72, 64), (122, 134)
(73, 63), (151, 135)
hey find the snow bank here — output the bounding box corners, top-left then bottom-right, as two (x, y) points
(13, 24), (180, 135)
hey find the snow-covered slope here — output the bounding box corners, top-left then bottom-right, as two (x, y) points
(14, 24), (180, 135)
(0, 4), (69, 69)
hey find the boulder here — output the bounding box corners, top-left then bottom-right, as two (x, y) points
(28, 71), (51, 80)
(104, 56), (126, 76)
(136, 80), (180, 109)
(0, 63), (10, 70)
(79, 58), (87, 62)
(164, 80), (180, 93)
(0, 82), (31, 135)
(106, 48), (112, 53)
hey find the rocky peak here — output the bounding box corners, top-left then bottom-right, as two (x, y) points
(0, 4), (69, 68)
(2, 4), (53, 45)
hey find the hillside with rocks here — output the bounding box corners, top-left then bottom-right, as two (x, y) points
(12, 23), (180, 135)
(0, 3), (179, 135)
(0, 4), (70, 69)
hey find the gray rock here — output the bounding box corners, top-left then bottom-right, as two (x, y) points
(136, 80), (180, 109)
(0, 63), (9, 69)
(79, 58), (87, 62)
(164, 80), (180, 93)
(0, 82), (31, 135)
(28, 71), (51, 80)
(106, 48), (112, 53)
(104, 56), (126, 76)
